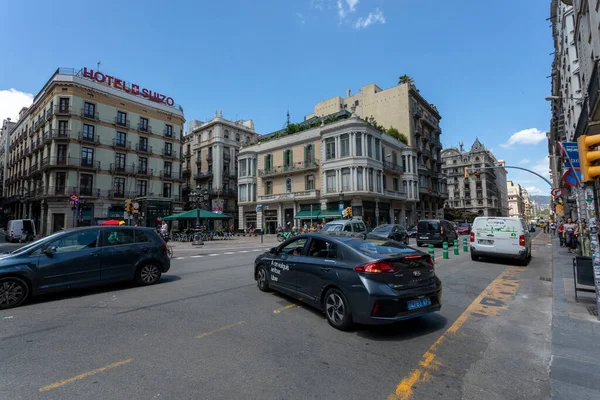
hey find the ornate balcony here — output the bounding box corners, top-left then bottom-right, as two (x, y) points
(258, 189), (320, 203)
(78, 132), (100, 145)
(383, 161), (403, 175)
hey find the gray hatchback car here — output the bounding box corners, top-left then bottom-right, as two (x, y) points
(0, 226), (171, 309)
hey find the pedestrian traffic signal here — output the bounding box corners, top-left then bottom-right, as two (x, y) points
(578, 134), (600, 182)
(473, 170), (479, 178)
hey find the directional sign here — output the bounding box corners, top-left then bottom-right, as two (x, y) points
(256, 205), (263, 212)
(69, 194), (79, 202)
(561, 142), (580, 169)
(563, 168), (582, 187)
(551, 188), (563, 198)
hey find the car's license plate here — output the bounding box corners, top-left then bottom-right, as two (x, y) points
(419, 236), (428, 239)
(478, 239), (493, 245)
(407, 297), (431, 310)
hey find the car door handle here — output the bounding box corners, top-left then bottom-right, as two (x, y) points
(90, 252), (99, 257)
(320, 267), (331, 272)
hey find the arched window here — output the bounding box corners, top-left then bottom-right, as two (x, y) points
(224, 129), (229, 139)
(285, 177), (292, 193)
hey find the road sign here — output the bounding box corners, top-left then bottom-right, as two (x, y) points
(561, 142), (580, 169)
(133, 202), (139, 210)
(563, 168), (582, 187)
(551, 188), (563, 198)
(338, 203), (344, 212)
(69, 194), (79, 202)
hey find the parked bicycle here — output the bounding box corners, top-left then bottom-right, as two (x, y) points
(277, 231), (296, 242)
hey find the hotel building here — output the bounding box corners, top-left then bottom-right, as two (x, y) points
(4, 67), (185, 235)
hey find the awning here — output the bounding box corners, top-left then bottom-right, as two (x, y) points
(318, 210), (343, 219)
(161, 209), (232, 221)
(294, 210), (321, 220)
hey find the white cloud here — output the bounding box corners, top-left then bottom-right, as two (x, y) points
(500, 128), (546, 148)
(311, 0), (326, 10)
(0, 88), (34, 124)
(296, 12), (306, 23)
(353, 8), (386, 29)
(525, 186), (544, 195)
(337, 0), (359, 20)
(532, 156), (550, 176)
(519, 158), (531, 164)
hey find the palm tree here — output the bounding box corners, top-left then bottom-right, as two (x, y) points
(398, 75), (414, 85)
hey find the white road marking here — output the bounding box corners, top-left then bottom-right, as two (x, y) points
(175, 257), (185, 260)
(252, 249), (262, 252)
(191, 255), (203, 258)
(208, 254), (219, 256)
(239, 250), (250, 253)
(224, 252), (234, 254)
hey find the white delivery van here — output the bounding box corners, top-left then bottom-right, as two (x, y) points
(470, 217), (531, 265)
(4, 219), (36, 243)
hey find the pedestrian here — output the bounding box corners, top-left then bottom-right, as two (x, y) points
(564, 218), (577, 253)
(557, 222), (565, 246)
(577, 220), (591, 256)
(550, 221), (556, 235)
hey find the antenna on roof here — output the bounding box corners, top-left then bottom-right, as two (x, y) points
(286, 108), (291, 127)
(97, 61), (101, 72)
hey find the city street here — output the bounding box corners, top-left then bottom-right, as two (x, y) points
(0, 232), (553, 400)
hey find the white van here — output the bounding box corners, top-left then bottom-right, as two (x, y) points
(470, 217), (532, 265)
(4, 219), (36, 243)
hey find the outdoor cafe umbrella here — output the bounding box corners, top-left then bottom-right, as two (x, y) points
(161, 209), (232, 221)
(100, 220), (126, 226)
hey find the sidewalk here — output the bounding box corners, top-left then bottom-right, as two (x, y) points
(551, 235), (600, 399)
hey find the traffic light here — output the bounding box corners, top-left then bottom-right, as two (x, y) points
(473, 170), (480, 178)
(345, 207), (352, 219)
(124, 199), (130, 212)
(124, 199), (134, 214)
(577, 134), (600, 182)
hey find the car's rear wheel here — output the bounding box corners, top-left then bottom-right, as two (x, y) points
(471, 254), (479, 261)
(324, 288), (352, 331)
(417, 242), (423, 247)
(135, 263), (162, 286)
(0, 277), (29, 310)
(256, 266), (271, 292)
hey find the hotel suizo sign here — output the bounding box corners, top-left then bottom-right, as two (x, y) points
(82, 67), (175, 107)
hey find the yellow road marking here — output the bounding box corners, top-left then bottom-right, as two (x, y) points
(39, 358), (133, 392)
(388, 266), (522, 400)
(273, 304), (298, 313)
(195, 321), (245, 339)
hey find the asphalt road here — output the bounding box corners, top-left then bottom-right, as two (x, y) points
(0, 233), (552, 400)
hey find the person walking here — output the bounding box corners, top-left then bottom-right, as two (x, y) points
(564, 218), (577, 253)
(557, 221), (565, 246)
(550, 221), (557, 235)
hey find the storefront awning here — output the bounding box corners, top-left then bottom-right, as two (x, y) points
(318, 210), (343, 219)
(294, 210), (321, 220)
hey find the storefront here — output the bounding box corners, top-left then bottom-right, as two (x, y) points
(378, 202), (390, 225)
(362, 201), (377, 228)
(264, 210), (278, 234)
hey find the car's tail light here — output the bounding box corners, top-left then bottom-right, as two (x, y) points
(372, 301), (380, 315)
(519, 235), (525, 246)
(161, 243), (168, 252)
(470, 232), (475, 242)
(354, 261), (395, 273)
(440, 221), (444, 235)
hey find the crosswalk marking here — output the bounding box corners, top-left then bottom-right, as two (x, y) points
(171, 248), (270, 261)
(224, 252), (234, 254)
(191, 255), (203, 258)
(208, 254), (219, 256)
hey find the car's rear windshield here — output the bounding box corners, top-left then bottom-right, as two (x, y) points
(372, 225), (392, 232)
(417, 221), (440, 232)
(474, 218), (522, 232)
(458, 223), (470, 228)
(322, 224), (343, 232)
(346, 239), (416, 255)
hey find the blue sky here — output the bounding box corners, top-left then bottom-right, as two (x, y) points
(0, 0), (552, 195)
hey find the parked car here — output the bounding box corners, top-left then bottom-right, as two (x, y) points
(456, 223), (471, 235)
(416, 219), (459, 247)
(407, 226), (417, 238)
(0, 226), (171, 309)
(4, 219), (36, 243)
(321, 219), (367, 238)
(254, 234), (442, 330)
(470, 217), (532, 265)
(368, 224), (409, 245)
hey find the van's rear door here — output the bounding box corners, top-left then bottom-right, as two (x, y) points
(417, 220), (441, 241)
(475, 218), (522, 254)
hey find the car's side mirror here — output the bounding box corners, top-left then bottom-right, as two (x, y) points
(269, 247), (278, 254)
(43, 246), (57, 256)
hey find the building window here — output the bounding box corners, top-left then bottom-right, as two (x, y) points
(265, 181), (273, 195)
(224, 129), (229, 139)
(165, 124), (173, 137)
(115, 153), (126, 172)
(264, 154), (273, 172)
(240, 184), (247, 201)
(240, 159), (247, 176)
(114, 177), (125, 196)
(115, 131), (126, 147)
(305, 144), (314, 165)
(163, 183), (172, 198)
(164, 161), (172, 177)
(58, 120), (69, 136)
(342, 168), (351, 191)
(368, 168), (374, 191)
(367, 135), (373, 158)
(81, 147), (94, 167)
(414, 182), (418, 199)
(83, 102), (95, 118)
(305, 175), (315, 190)
(283, 149), (293, 170)
(139, 117), (149, 132)
(375, 139), (381, 161)
(138, 136), (148, 152)
(285, 177), (293, 193)
(402, 155), (407, 172)
(116, 111), (127, 126)
(80, 174), (94, 196)
(376, 170), (382, 192)
(137, 180), (147, 197)
(326, 171), (336, 192)
(208, 180), (213, 190)
(164, 142), (172, 156)
(57, 144), (67, 164)
(403, 180), (407, 194)
(356, 134), (362, 156)
(83, 124), (94, 140)
(325, 138), (336, 160)
(392, 151), (398, 165)
(340, 134), (350, 157)
(357, 167), (363, 190)
(393, 178), (399, 191)
(138, 157), (148, 174)
(59, 98), (69, 113)
(56, 172), (66, 194)
(236, 133), (240, 142)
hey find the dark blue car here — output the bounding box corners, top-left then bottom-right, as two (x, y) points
(0, 226), (171, 309)
(254, 234), (442, 330)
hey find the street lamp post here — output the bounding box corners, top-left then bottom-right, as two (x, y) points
(189, 185), (204, 245)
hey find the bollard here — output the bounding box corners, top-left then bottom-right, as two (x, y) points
(463, 237), (468, 252)
(428, 244), (435, 263)
(454, 239), (459, 255)
(442, 241), (449, 259)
